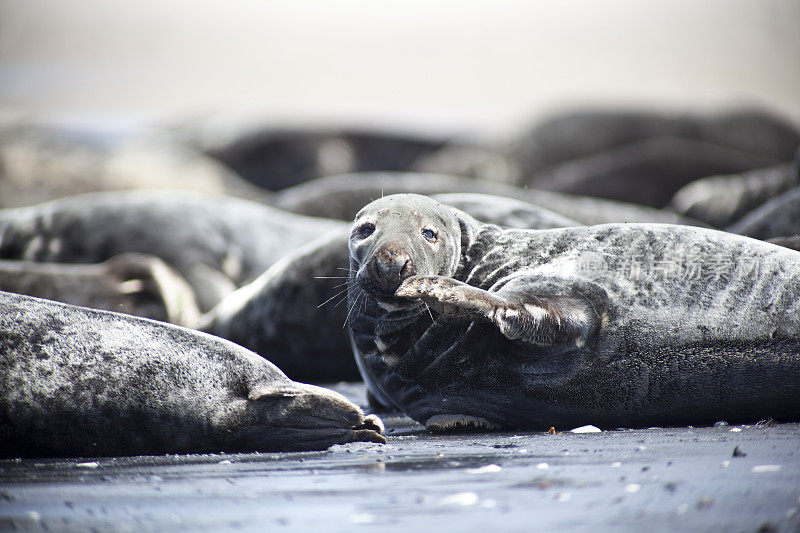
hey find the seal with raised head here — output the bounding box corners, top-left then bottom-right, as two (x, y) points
(347, 194), (800, 431)
(202, 193), (580, 384)
(0, 291), (384, 457)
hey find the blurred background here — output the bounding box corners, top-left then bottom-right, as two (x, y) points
(2, 0), (798, 136)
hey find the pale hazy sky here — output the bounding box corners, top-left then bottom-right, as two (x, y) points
(1, 0), (798, 134)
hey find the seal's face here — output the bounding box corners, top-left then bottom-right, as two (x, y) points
(349, 194), (462, 304)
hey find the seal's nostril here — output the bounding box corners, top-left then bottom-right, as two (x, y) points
(369, 250), (414, 293)
(399, 257), (413, 278)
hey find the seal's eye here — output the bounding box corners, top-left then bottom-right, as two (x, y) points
(421, 228), (437, 242)
(356, 223), (376, 239)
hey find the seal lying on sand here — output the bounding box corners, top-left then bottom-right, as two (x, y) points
(0, 190), (344, 310)
(0, 254), (200, 326)
(0, 291), (384, 457)
(202, 194), (580, 383)
(347, 194), (800, 430)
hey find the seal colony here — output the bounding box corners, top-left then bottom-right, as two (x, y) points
(0, 291), (384, 457)
(348, 194), (800, 431)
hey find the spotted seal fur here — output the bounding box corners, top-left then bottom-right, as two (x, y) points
(0, 291), (384, 457)
(347, 194), (800, 430)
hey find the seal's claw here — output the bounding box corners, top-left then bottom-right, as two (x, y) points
(396, 275), (515, 321)
(350, 429), (387, 444)
(361, 413), (386, 433)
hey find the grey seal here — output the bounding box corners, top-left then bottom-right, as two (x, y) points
(414, 108), (800, 194)
(170, 120), (448, 191)
(527, 137), (779, 207)
(0, 254), (200, 326)
(0, 123), (267, 208)
(202, 193), (580, 383)
(347, 194), (800, 430)
(669, 163), (796, 228)
(727, 186), (800, 240)
(272, 172), (706, 227)
(507, 108), (800, 181)
(0, 291), (384, 457)
(0, 190), (345, 310)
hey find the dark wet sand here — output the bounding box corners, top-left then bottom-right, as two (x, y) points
(1, 383), (798, 532)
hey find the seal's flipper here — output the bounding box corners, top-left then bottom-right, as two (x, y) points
(226, 382), (387, 451)
(396, 274), (609, 347)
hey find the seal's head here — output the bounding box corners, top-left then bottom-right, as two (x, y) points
(349, 194), (472, 303)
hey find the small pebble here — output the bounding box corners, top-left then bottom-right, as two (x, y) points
(729, 427), (742, 432)
(438, 492), (479, 507)
(696, 497), (714, 510)
(713, 421), (729, 427)
(466, 464), (502, 474)
(349, 513), (376, 524)
(218, 459), (232, 465)
(751, 465), (781, 473)
(75, 462), (99, 468)
(570, 425), (601, 433)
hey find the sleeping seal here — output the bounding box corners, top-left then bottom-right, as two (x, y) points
(0, 254), (200, 326)
(347, 194), (800, 430)
(0, 291), (384, 457)
(0, 190), (345, 310)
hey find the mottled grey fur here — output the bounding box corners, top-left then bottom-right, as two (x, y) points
(0, 190), (345, 310)
(0, 254), (200, 326)
(348, 194), (800, 430)
(203, 194), (580, 383)
(0, 291), (384, 457)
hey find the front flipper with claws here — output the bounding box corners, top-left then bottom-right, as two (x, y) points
(395, 274), (609, 347)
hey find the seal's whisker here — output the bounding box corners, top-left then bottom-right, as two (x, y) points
(313, 276), (351, 279)
(317, 287), (350, 308)
(423, 301), (435, 323)
(342, 290), (364, 328)
(332, 292), (351, 308)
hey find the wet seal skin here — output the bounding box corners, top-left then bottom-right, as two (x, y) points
(347, 194), (800, 432)
(0, 291), (384, 457)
